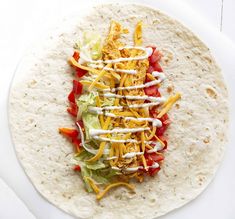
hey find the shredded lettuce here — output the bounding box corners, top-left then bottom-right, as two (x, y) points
(75, 32), (102, 60)
(82, 112), (101, 140)
(76, 91), (98, 119)
(86, 161), (106, 170)
(74, 151), (120, 192)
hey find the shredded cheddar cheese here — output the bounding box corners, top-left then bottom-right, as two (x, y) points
(141, 132), (145, 152)
(157, 93), (181, 118)
(146, 126), (157, 141)
(85, 177), (100, 194)
(88, 64), (111, 91)
(69, 57), (112, 79)
(134, 21), (143, 46)
(80, 80), (109, 89)
(96, 182), (135, 200)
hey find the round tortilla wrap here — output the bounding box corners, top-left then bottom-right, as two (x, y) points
(9, 4), (228, 219)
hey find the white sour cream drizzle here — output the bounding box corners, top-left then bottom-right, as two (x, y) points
(79, 46), (152, 64)
(147, 141), (164, 153)
(103, 72), (166, 92)
(102, 93), (162, 102)
(122, 152), (144, 159)
(89, 64), (137, 74)
(89, 127), (150, 137)
(105, 152), (144, 160)
(89, 111), (162, 127)
(105, 156), (118, 160)
(111, 162), (160, 172)
(88, 97), (165, 112)
(93, 136), (138, 143)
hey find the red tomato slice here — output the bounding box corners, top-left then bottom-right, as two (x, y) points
(144, 86), (158, 97)
(73, 165), (81, 171)
(72, 138), (81, 152)
(156, 125), (168, 136)
(156, 114), (170, 136)
(68, 91), (75, 103)
(152, 62), (163, 72)
(149, 49), (162, 65)
(145, 153), (164, 163)
(147, 65), (155, 73)
(72, 51), (80, 61)
(149, 167), (160, 176)
(73, 80), (83, 95)
(67, 102), (78, 117)
(76, 120), (84, 129)
(76, 68), (87, 78)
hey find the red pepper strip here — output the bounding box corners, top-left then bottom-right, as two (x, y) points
(59, 127), (81, 152)
(72, 51), (80, 61)
(147, 65), (155, 73)
(76, 120), (84, 130)
(157, 136), (168, 152)
(144, 85), (160, 97)
(149, 167), (160, 176)
(147, 46), (163, 72)
(73, 165), (81, 171)
(144, 153), (164, 176)
(156, 114), (170, 136)
(73, 80), (83, 95)
(152, 61), (163, 72)
(149, 49), (162, 64)
(72, 138), (81, 152)
(59, 128), (78, 138)
(68, 90), (75, 103)
(67, 102), (78, 117)
(144, 85), (161, 97)
(144, 153), (164, 165)
(76, 68), (88, 78)
(68, 80), (82, 107)
(144, 74), (161, 97)
(71, 51), (88, 77)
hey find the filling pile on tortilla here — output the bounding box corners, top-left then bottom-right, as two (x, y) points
(59, 21), (181, 200)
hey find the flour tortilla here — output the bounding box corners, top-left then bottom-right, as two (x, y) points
(9, 4), (228, 219)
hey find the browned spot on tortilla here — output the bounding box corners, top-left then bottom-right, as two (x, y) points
(203, 136), (210, 144)
(175, 103), (180, 109)
(206, 87), (217, 99)
(167, 84), (174, 93)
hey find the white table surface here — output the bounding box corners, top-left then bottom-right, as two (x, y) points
(0, 0), (235, 219)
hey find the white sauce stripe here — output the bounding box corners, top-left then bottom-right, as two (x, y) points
(122, 152), (144, 159)
(93, 136), (138, 143)
(147, 142), (164, 153)
(88, 98), (165, 111)
(119, 46), (153, 57)
(105, 156), (118, 160)
(111, 162), (159, 172)
(89, 127), (150, 137)
(89, 64), (137, 74)
(79, 46), (152, 64)
(102, 93), (162, 102)
(88, 110), (162, 127)
(104, 72), (166, 92)
(124, 117), (162, 127)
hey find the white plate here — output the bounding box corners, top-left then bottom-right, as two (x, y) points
(0, 0), (235, 219)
